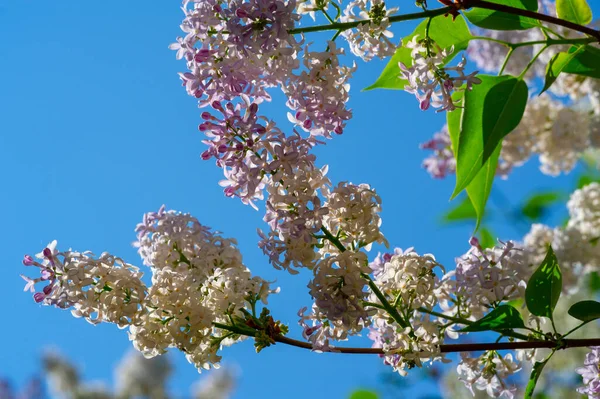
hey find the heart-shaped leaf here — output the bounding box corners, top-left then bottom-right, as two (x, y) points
(525, 246), (562, 319)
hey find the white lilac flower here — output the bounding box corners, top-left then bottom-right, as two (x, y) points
(340, 0), (399, 61)
(258, 145), (330, 273)
(297, 304), (351, 352)
(115, 351), (171, 398)
(502, 95), (593, 177)
(568, 182), (600, 239)
(441, 239), (528, 321)
(192, 367), (236, 399)
(323, 182), (388, 251)
(130, 207), (277, 370)
(538, 107), (591, 176)
(457, 351), (521, 399)
(21, 241), (147, 328)
(400, 37), (481, 112)
(368, 248), (448, 376)
(24, 207), (278, 374)
(308, 251), (372, 333)
(43, 352), (81, 398)
(523, 219), (600, 295)
(577, 346), (600, 398)
(284, 41), (355, 137)
(134, 206), (243, 277)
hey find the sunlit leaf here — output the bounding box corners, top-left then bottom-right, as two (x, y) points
(465, 0), (539, 30)
(364, 15), (472, 91)
(556, 0), (592, 25)
(525, 246), (562, 319)
(460, 305), (525, 332)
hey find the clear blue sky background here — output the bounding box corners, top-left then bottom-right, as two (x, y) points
(1, 1), (599, 398)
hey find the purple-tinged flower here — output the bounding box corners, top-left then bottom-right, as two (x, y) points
(400, 38), (481, 112)
(420, 125), (456, 179)
(577, 346), (600, 398)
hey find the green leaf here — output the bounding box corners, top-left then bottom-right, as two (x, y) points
(521, 191), (563, 221)
(525, 246), (562, 319)
(478, 227), (495, 249)
(524, 360), (550, 399)
(589, 272), (600, 292)
(578, 174), (600, 189)
(540, 47), (586, 94)
(556, 0), (592, 25)
(568, 300), (600, 322)
(562, 45), (600, 79)
(446, 89), (499, 231)
(466, 145), (500, 231)
(441, 195), (477, 223)
(465, 0), (540, 30)
(349, 390), (379, 399)
(460, 305), (525, 332)
(364, 15), (472, 91)
(451, 75), (528, 199)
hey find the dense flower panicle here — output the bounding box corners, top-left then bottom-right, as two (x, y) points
(538, 107), (591, 176)
(367, 248), (447, 376)
(457, 351), (521, 399)
(258, 149), (330, 273)
(323, 182), (387, 251)
(131, 207), (277, 370)
(308, 251), (372, 333)
(284, 41), (355, 137)
(523, 184), (600, 294)
(128, 269), (216, 360)
(400, 37), (481, 112)
(172, 0), (301, 106)
(372, 248), (442, 311)
(24, 207), (277, 373)
(568, 182), (600, 239)
(426, 94), (598, 180)
(440, 239), (529, 320)
(134, 206), (243, 277)
(298, 304), (352, 352)
(21, 241), (147, 328)
(340, 0), (399, 61)
(420, 125), (456, 178)
(576, 346), (600, 398)
(198, 98), (282, 203)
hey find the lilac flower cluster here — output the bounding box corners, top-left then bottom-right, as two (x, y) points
(577, 346), (600, 398)
(22, 206), (277, 372)
(340, 0), (399, 61)
(523, 183), (600, 294)
(400, 37), (481, 112)
(368, 248), (449, 375)
(420, 93), (600, 179)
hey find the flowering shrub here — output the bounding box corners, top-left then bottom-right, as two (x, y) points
(20, 0), (600, 398)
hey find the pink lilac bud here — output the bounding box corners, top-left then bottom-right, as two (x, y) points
(43, 248), (55, 265)
(469, 237), (480, 247)
(22, 255), (35, 266)
(33, 292), (46, 303)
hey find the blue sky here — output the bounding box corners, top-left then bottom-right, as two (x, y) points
(1, 1), (598, 398)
